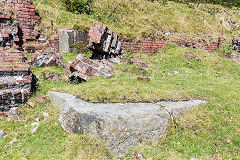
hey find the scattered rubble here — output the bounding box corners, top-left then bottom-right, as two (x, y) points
(129, 57), (148, 68)
(69, 24), (124, 82)
(31, 48), (63, 67)
(0, 129), (5, 138)
(184, 52), (200, 61)
(137, 77), (150, 82)
(70, 54), (114, 82)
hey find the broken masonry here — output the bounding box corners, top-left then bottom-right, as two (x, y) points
(0, 0), (61, 111)
(70, 24), (123, 82)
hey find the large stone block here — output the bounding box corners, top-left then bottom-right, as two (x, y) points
(48, 91), (207, 157)
(57, 29), (89, 54)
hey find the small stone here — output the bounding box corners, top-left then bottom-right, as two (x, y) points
(166, 72), (171, 76)
(26, 150), (30, 154)
(191, 158), (198, 160)
(43, 112), (49, 117)
(174, 71), (179, 74)
(0, 129), (5, 138)
(133, 152), (145, 160)
(27, 102), (34, 108)
(31, 127), (39, 134)
(35, 118), (40, 122)
(230, 117), (235, 121)
(31, 122), (39, 126)
(9, 137), (17, 144)
(137, 77), (150, 82)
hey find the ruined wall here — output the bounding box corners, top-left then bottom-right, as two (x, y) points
(0, 48), (32, 111)
(0, 0), (58, 110)
(57, 29), (89, 54)
(122, 38), (221, 55)
(122, 39), (165, 56)
(0, 0), (40, 49)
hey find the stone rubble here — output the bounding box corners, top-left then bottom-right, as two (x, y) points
(31, 48), (63, 67)
(69, 24), (124, 82)
(70, 54), (114, 81)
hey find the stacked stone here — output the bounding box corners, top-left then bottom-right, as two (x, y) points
(70, 54), (114, 81)
(88, 24), (123, 59)
(232, 36), (240, 52)
(0, 48), (32, 111)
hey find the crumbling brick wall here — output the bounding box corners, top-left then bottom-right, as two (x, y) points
(0, 48), (33, 111)
(0, 0), (59, 111)
(122, 39), (165, 56)
(0, 0), (40, 49)
(122, 38), (222, 55)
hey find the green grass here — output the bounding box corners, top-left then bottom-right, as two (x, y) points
(1, 45), (239, 159)
(33, 0), (239, 41)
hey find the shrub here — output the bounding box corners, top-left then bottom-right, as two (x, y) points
(221, 42), (233, 55)
(63, 0), (94, 15)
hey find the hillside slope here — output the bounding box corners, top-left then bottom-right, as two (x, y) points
(33, 0), (240, 42)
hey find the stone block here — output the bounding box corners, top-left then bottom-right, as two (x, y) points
(57, 29), (89, 54)
(48, 91), (207, 157)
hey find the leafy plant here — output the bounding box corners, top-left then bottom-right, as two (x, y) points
(221, 42), (233, 55)
(63, 0), (94, 15)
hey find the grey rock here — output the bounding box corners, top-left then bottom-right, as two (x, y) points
(0, 129), (5, 138)
(57, 29), (89, 54)
(48, 91), (207, 157)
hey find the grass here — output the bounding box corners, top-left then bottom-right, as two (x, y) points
(1, 44), (239, 159)
(33, 0), (239, 41)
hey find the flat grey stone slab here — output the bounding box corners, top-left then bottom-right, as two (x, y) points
(48, 91), (207, 157)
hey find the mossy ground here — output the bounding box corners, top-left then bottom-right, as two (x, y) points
(1, 44), (240, 159)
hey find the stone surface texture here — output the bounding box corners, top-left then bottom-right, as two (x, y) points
(70, 54), (114, 81)
(57, 29), (89, 54)
(48, 91), (207, 157)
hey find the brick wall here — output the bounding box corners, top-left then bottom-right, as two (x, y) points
(0, 48), (32, 111)
(122, 38), (221, 55)
(0, 0), (41, 50)
(122, 39), (165, 56)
